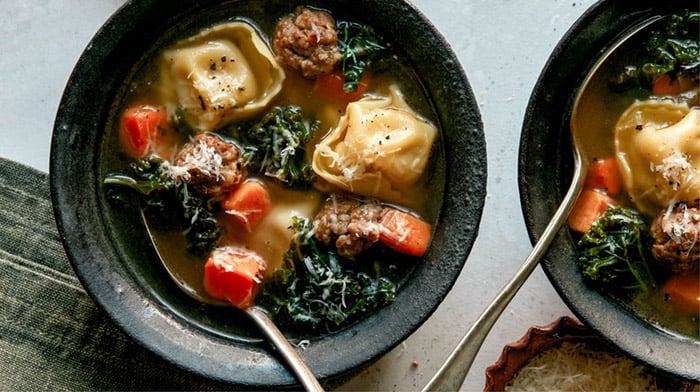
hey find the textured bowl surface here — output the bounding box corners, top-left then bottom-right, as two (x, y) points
(50, 0), (486, 387)
(518, 0), (699, 382)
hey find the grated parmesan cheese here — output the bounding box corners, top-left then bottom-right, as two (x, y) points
(505, 341), (667, 391)
(169, 138), (224, 184)
(314, 143), (366, 186)
(209, 245), (266, 284)
(662, 204), (683, 240)
(652, 150), (692, 191)
(297, 339), (310, 350)
(380, 213), (410, 243)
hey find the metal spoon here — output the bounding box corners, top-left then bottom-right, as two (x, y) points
(141, 213), (324, 392)
(422, 15), (664, 391)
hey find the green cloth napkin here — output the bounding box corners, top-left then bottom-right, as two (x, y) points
(0, 157), (238, 391)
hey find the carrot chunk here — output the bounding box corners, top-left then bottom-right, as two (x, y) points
(222, 181), (272, 232)
(652, 73), (683, 96)
(119, 104), (171, 159)
(313, 70), (370, 104)
(568, 190), (617, 234)
(203, 246), (266, 309)
(662, 274), (700, 315)
(379, 208), (432, 257)
(585, 158), (621, 195)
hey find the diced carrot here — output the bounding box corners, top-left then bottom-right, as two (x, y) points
(584, 157), (621, 195)
(313, 69), (370, 104)
(568, 189), (617, 234)
(379, 208), (432, 257)
(652, 73), (683, 96)
(119, 104), (171, 159)
(221, 181), (272, 232)
(203, 246), (266, 309)
(662, 274), (700, 315)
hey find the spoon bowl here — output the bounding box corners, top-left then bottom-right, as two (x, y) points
(141, 213), (323, 391)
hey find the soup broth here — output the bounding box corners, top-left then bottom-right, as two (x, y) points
(100, 5), (443, 333)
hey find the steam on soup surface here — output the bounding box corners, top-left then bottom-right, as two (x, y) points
(102, 6), (443, 333)
(568, 11), (699, 338)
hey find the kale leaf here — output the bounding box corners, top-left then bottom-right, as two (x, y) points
(577, 207), (657, 296)
(259, 216), (396, 332)
(609, 11), (700, 92)
(104, 156), (223, 255)
(179, 193), (224, 256)
(228, 106), (319, 189)
(337, 20), (388, 92)
(103, 156), (177, 217)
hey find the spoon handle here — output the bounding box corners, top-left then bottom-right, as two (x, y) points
(422, 150), (585, 392)
(245, 306), (325, 392)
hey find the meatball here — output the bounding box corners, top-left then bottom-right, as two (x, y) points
(651, 202), (700, 273)
(273, 6), (342, 78)
(171, 133), (247, 197)
(313, 194), (383, 258)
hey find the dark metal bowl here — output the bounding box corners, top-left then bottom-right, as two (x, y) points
(519, 0), (699, 382)
(50, 0), (486, 388)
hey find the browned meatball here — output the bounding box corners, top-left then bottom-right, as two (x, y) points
(651, 202), (700, 273)
(313, 194), (384, 258)
(171, 133), (247, 197)
(273, 6), (342, 78)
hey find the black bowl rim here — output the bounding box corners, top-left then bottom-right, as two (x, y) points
(518, 0), (699, 382)
(49, 0), (486, 387)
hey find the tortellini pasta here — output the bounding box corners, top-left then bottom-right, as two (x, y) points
(615, 100), (700, 216)
(312, 85), (437, 203)
(160, 21), (285, 132)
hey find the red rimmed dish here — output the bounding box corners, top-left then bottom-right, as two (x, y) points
(484, 316), (694, 391)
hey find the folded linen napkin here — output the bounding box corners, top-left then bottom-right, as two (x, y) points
(0, 157), (235, 391)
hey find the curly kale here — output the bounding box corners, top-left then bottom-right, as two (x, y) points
(337, 20), (389, 92)
(179, 193), (224, 256)
(104, 156), (223, 255)
(609, 11), (700, 92)
(577, 207), (657, 296)
(227, 106), (319, 189)
(259, 217), (396, 332)
(103, 156), (177, 217)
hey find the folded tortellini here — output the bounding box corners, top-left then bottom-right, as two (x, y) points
(312, 86), (437, 203)
(615, 100), (700, 215)
(160, 21), (285, 132)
